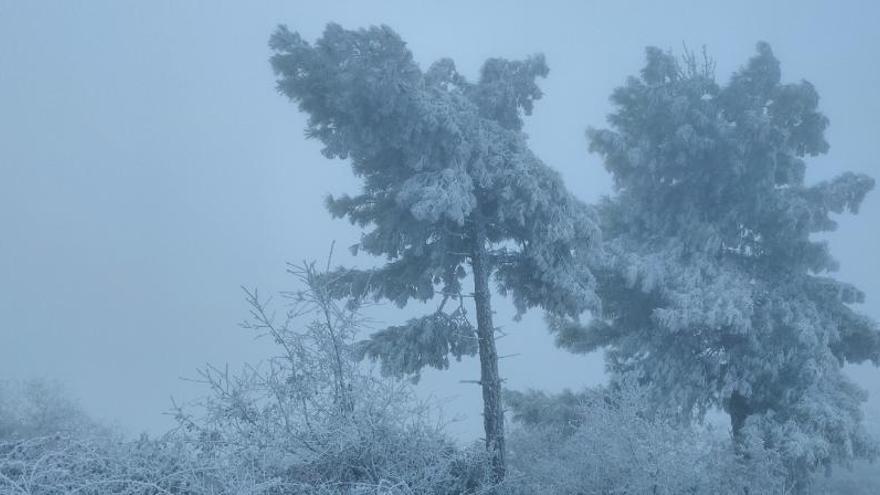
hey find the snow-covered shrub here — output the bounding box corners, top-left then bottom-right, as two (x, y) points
(739, 376), (879, 493)
(0, 379), (201, 494)
(169, 260), (499, 494)
(506, 380), (788, 494)
(1, 261), (500, 494)
(0, 433), (212, 495)
(0, 378), (100, 442)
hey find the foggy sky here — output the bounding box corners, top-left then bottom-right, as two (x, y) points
(2, 0), (878, 440)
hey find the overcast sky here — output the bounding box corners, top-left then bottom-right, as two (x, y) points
(2, 0), (878, 440)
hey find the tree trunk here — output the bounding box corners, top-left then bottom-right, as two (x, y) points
(471, 211), (506, 483)
(728, 390), (750, 442)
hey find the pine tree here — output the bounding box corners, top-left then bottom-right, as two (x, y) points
(269, 23), (598, 480)
(556, 43), (879, 483)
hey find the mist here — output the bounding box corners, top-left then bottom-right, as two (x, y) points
(2, 2), (879, 493)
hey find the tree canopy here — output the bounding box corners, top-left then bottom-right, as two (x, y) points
(555, 43), (879, 481)
(269, 23), (599, 480)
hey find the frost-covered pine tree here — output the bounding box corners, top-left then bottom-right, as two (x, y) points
(269, 23), (598, 480)
(555, 43), (879, 483)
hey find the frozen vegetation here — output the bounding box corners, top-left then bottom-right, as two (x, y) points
(3, 22), (879, 494)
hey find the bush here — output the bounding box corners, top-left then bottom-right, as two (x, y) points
(1, 262), (499, 494)
(0, 378), (99, 442)
(11, 262), (872, 493)
(506, 380), (789, 494)
(166, 261), (499, 494)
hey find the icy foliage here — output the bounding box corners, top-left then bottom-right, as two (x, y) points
(167, 262), (498, 493)
(0, 379), (101, 442)
(0, 434), (214, 495)
(5, 20), (879, 494)
(2, 271), (875, 493)
(355, 307), (478, 381)
(269, 23), (601, 479)
(269, 22), (599, 357)
(556, 43), (879, 486)
(506, 381), (789, 494)
(0, 267), (505, 494)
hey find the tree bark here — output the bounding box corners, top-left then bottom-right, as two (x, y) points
(471, 210), (506, 483)
(728, 390), (750, 442)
